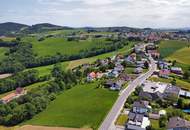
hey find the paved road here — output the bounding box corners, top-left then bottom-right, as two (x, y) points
(99, 56), (157, 130)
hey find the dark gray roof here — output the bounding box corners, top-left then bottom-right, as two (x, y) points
(128, 112), (144, 123)
(133, 101), (149, 108)
(164, 85), (180, 95)
(167, 117), (190, 129)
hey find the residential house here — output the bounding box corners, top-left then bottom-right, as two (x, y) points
(126, 112), (150, 130)
(132, 101), (151, 114)
(108, 70), (119, 78)
(104, 80), (124, 91)
(171, 67), (183, 75)
(147, 50), (160, 59)
(125, 53), (137, 64)
(163, 85), (180, 99)
(119, 74), (131, 81)
(134, 67), (143, 74)
(146, 43), (157, 50)
(87, 72), (96, 81)
(159, 69), (170, 78)
(134, 44), (146, 53)
(114, 64), (124, 73)
(141, 80), (180, 101)
(167, 117), (190, 130)
(136, 61), (145, 68)
(158, 61), (169, 69)
(0, 87), (27, 104)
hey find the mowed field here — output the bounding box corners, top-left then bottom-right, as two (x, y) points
(166, 47), (190, 65)
(25, 82), (118, 129)
(22, 37), (112, 57)
(159, 40), (190, 58)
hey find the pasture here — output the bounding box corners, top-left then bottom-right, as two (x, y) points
(25, 82), (118, 129)
(166, 47), (190, 65)
(23, 37), (112, 57)
(159, 40), (190, 58)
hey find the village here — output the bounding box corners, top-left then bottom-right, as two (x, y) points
(70, 40), (190, 130)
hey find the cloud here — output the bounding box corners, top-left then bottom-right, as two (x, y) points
(1, 0), (190, 28)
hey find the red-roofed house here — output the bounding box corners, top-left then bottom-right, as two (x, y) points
(0, 87), (27, 104)
(159, 69), (170, 78)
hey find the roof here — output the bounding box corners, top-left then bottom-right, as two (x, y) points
(88, 72), (96, 78)
(128, 112), (144, 123)
(171, 67), (183, 71)
(167, 117), (190, 129)
(159, 69), (170, 75)
(164, 85), (180, 96)
(133, 101), (149, 108)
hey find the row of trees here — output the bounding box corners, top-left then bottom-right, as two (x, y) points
(0, 70), (40, 94)
(0, 38), (129, 73)
(0, 63), (81, 126)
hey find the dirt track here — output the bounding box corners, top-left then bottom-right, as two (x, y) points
(17, 125), (92, 130)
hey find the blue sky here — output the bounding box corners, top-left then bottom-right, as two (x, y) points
(1, 0), (190, 28)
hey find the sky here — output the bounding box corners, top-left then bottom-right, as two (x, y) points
(0, 0), (190, 28)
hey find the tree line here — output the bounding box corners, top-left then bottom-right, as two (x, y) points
(0, 63), (81, 126)
(0, 38), (129, 73)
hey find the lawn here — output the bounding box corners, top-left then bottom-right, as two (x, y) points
(159, 40), (190, 58)
(166, 47), (190, 65)
(150, 119), (165, 130)
(0, 47), (8, 60)
(25, 82), (118, 129)
(115, 114), (128, 126)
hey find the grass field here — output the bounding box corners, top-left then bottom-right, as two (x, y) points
(166, 47), (190, 65)
(25, 82), (118, 129)
(0, 47), (8, 60)
(27, 61), (69, 77)
(159, 40), (190, 58)
(23, 37), (112, 57)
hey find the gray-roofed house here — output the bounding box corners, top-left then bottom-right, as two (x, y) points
(132, 101), (151, 114)
(126, 112), (150, 130)
(167, 117), (190, 130)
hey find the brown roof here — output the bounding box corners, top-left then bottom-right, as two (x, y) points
(167, 117), (190, 129)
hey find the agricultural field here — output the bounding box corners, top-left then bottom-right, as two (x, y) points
(25, 82), (118, 129)
(166, 47), (190, 65)
(159, 40), (190, 58)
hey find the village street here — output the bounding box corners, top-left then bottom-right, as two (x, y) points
(99, 56), (157, 130)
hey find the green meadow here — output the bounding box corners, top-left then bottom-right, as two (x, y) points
(22, 37), (112, 57)
(166, 47), (190, 65)
(25, 82), (118, 129)
(159, 40), (190, 58)
(0, 47), (8, 60)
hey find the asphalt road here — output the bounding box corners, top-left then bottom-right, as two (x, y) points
(99, 56), (157, 130)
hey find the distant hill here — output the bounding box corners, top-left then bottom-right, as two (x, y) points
(0, 22), (73, 36)
(0, 22), (28, 36)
